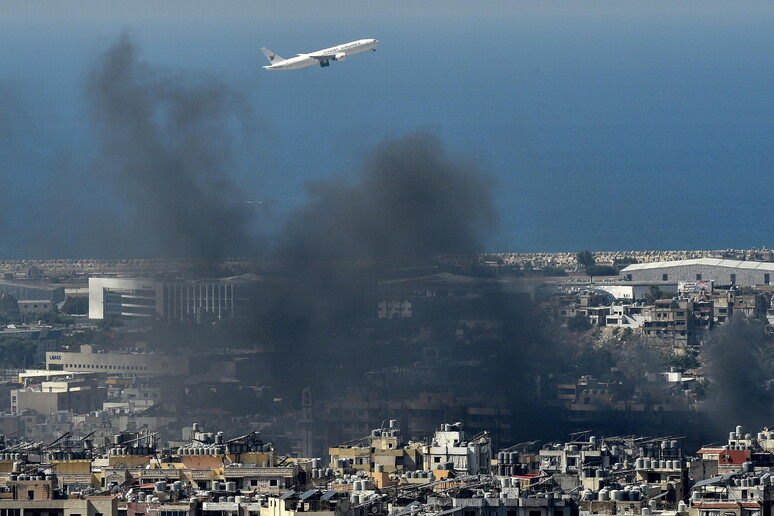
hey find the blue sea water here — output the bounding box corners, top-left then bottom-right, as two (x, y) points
(2, 8), (774, 257)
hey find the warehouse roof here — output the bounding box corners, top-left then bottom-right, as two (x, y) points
(621, 258), (774, 273)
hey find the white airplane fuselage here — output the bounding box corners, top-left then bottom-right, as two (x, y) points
(262, 38), (379, 70)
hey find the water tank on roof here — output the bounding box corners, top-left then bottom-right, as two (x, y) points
(155, 481), (165, 492)
(226, 482), (237, 492)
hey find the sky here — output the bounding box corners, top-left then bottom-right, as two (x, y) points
(2, 1), (774, 257)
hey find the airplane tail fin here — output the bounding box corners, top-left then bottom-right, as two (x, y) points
(261, 47), (285, 65)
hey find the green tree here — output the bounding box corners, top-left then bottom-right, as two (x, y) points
(586, 265), (618, 277)
(576, 250), (596, 269)
(576, 250), (598, 279)
(644, 285), (676, 304)
(0, 294), (19, 320)
(62, 296), (89, 315)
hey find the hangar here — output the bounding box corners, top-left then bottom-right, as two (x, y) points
(620, 258), (774, 287)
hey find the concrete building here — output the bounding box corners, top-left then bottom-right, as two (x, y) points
(328, 421), (423, 474)
(0, 278), (65, 305)
(164, 274), (266, 323)
(689, 470), (774, 516)
(641, 299), (694, 347)
(17, 300), (54, 316)
(10, 376), (105, 415)
(45, 344), (190, 376)
(88, 277), (164, 320)
(422, 422), (491, 475)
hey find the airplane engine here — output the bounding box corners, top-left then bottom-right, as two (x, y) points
(334, 52), (346, 61)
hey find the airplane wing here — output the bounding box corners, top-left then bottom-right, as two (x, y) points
(303, 52), (333, 61)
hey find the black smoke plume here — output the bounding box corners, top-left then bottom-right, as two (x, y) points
(277, 133), (496, 262)
(88, 33), (256, 260)
(255, 133), (498, 388)
(699, 316), (774, 434)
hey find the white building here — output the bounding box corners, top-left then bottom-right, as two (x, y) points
(46, 344), (189, 376)
(422, 422), (491, 475)
(88, 277), (164, 320)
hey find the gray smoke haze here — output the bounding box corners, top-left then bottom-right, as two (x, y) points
(88, 34), (256, 259)
(700, 316), (774, 433)
(0, 83), (24, 235)
(253, 133), (499, 389)
(277, 133), (496, 262)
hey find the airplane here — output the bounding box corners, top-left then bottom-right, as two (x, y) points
(261, 38), (379, 70)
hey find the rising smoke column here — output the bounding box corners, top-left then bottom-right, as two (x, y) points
(277, 133), (496, 262)
(699, 316), (774, 434)
(0, 84), (13, 233)
(260, 133), (497, 388)
(88, 34), (256, 259)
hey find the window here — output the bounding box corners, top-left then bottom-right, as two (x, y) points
(662, 274), (669, 281)
(765, 273), (770, 284)
(270, 479), (278, 486)
(730, 274), (736, 284)
(696, 274), (702, 280)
